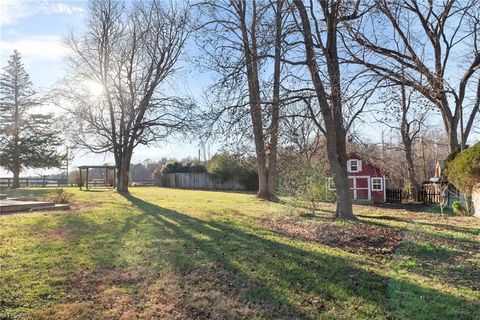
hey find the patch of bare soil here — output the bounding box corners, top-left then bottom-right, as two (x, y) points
(263, 218), (404, 256)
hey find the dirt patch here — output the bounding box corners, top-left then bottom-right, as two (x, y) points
(263, 218), (404, 256)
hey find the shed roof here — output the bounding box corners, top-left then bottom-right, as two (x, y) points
(347, 152), (387, 175)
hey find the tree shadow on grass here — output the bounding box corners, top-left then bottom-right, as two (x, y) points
(359, 214), (480, 237)
(359, 216), (480, 251)
(412, 220), (480, 237)
(119, 194), (392, 318)
(10, 192), (478, 319)
(116, 193), (479, 319)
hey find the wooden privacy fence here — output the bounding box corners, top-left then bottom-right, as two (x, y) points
(416, 187), (462, 206)
(0, 177), (70, 188)
(416, 188), (441, 205)
(158, 173), (247, 190)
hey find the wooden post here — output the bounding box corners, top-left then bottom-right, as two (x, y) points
(79, 169), (83, 190)
(86, 168), (89, 190)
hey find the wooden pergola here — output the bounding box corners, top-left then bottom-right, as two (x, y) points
(78, 165), (116, 190)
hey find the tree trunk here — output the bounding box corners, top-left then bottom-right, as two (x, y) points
(446, 121), (460, 155)
(327, 134), (355, 220)
(293, 0), (355, 219)
(237, 0), (270, 200)
(11, 169), (20, 189)
(463, 80), (480, 147)
(257, 164), (269, 199)
(333, 171), (354, 219)
(266, 145), (277, 198)
(266, 0), (283, 200)
(403, 137), (418, 198)
(116, 150), (132, 193)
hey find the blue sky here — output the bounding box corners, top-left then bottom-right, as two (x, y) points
(0, 0), (477, 178)
(0, 0), (213, 176)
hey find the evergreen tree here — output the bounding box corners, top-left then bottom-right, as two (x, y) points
(0, 50), (64, 188)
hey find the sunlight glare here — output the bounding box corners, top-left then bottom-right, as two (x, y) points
(84, 80), (104, 97)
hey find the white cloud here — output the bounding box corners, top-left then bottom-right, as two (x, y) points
(0, 0), (84, 26)
(0, 35), (69, 60)
(0, 0), (32, 25)
(42, 2), (84, 15)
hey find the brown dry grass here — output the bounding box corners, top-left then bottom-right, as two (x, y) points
(33, 267), (269, 320)
(37, 226), (86, 243)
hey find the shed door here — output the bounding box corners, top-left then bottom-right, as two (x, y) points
(349, 176), (371, 200)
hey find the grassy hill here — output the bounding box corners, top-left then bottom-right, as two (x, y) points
(1, 188), (479, 319)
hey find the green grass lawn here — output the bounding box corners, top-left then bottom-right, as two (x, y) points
(0, 188), (479, 319)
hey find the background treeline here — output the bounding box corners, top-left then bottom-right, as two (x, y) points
(41, 127), (448, 193)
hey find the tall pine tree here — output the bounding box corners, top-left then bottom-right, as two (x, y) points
(0, 50), (63, 188)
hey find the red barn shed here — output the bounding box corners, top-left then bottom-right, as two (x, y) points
(329, 154), (386, 203)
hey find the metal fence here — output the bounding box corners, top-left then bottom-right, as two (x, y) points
(386, 188), (403, 203)
(0, 177), (70, 188)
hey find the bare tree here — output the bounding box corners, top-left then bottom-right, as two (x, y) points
(55, 0), (191, 193)
(280, 103), (326, 166)
(376, 82), (432, 195)
(289, 0), (376, 219)
(346, 0), (480, 153)
(195, 0), (286, 200)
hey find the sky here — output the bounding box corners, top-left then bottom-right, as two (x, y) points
(0, 0), (478, 178)
(0, 0), (214, 177)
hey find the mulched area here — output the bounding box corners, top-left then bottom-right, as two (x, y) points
(263, 218), (404, 256)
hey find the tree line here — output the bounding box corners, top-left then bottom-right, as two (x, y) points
(1, 0), (479, 220)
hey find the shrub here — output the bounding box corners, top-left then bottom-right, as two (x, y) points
(444, 143), (480, 194)
(278, 161), (335, 215)
(160, 161), (207, 175)
(237, 160), (259, 191)
(206, 152), (238, 182)
(161, 161), (185, 174)
(184, 162), (207, 173)
(48, 189), (71, 204)
(451, 200), (467, 216)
